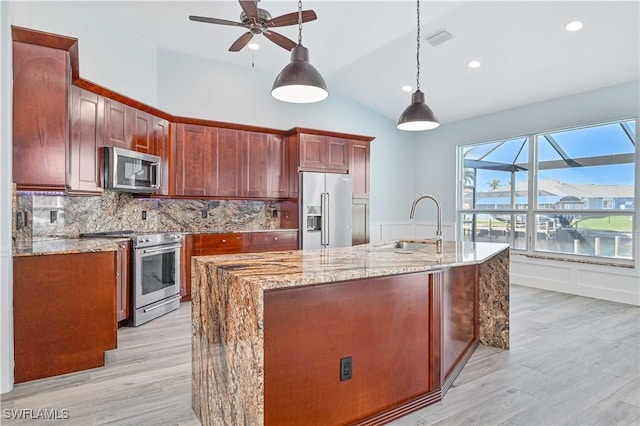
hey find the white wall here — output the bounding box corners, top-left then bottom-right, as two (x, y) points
(8, 1), (158, 106)
(157, 49), (417, 225)
(413, 80), (640, 305)
(0, 0), (14, 393)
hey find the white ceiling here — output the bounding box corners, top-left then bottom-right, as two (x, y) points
(88, 0), (639, 124)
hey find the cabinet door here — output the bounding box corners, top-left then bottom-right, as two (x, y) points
(116, 242), (131, 322)
(104, 98), (133, 150)
(68, 86), (104, 194)
(133, 109), (154, 154)
(243, 131), (267, 198)
(248, 231), (298, 252)
(181, 234), (194, 302)
(266, 134), (289, 198)
(153, 116), (170, 196)
(349, 140), (370, 197)
(174, 124), (217, 196)
(299, 133), (325, 169)
(325, 137), (349, 171)
(217, 128), (242, 197)
(12, 41), (68, 190)
(195, 233), (246, 255)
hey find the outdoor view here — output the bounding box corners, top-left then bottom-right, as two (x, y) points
(459, 119), (636, 261)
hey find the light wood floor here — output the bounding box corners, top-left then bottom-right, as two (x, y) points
(2, 284), (639, 425)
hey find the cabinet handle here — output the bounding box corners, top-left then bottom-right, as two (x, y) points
(222, 239), (226, 243)
(273, 237), (278, 240)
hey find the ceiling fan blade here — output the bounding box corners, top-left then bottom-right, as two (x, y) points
(263, 30), (297, 51)
(229, 32), (254, 52)
(265, 10), (318, 27)
(189, 15), (247, 27)
(239, 0), (259, 21)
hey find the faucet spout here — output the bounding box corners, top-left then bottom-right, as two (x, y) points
(409, 194), (443, 240)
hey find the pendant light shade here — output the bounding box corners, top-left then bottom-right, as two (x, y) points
(397, 90), (439, 131)
(397, 0), (439, 131)
(271, 44), (328, 103)
(271, 0), (327, 104)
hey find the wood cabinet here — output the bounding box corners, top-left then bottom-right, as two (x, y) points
(299, 133), (349, 172)
(243, 131), (268, 198)
(217, 128), (243, 197)
(266, 134), (289, 198)
(182, 231), (298, 301)
(12, 41), (69, 190)
(133, 109), (154, 153)
(13, 252), (118, 383)
(104, 98), (133, 150)
(350, 140), (371, 245)
(154, 116), (170, 196)
(173, 123), (217, 196)
(248, 230), (298, 252)
(116, 241), (131, 322)
(68, 86), (104, 194)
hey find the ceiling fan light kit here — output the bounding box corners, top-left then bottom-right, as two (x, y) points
(397, 0), (439, 131)
(271, 44), (328, 103)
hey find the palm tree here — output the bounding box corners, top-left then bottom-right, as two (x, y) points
(488, 179), (502, 190)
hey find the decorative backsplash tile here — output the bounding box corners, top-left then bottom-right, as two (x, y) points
(13, 190), (282, 241)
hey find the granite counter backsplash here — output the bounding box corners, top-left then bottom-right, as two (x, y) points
(13, 191), (282, 241)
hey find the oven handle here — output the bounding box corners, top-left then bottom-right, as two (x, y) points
(143, 295), (182, 313)
(140, 244), (182, 254)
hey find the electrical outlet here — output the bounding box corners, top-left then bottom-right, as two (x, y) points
(340, 356), (352, 381)
(50, 210), (58, 224)
(16, 211), (24, 230)
(201, 209), (208, 219)
(272, 209), (278, 218)
(142, 211), (147, 220)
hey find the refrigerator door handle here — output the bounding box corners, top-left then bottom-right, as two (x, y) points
(320, 192), (326, 246)
(324, 192), (330, 246)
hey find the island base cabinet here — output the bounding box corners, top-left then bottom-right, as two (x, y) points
(264, 273), (434, 426)
(13, 252), (117, 383)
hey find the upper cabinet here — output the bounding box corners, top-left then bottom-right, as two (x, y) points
(68, 86), (104, 194)
(133, 109), (154, 154)
(104, 98), (132, 150)
(173, 123), (217, 197)
(12, 41), (69, 190)
(299, 133), (349, 172)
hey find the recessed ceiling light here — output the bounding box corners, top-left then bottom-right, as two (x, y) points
(401, 85), (412, 92)
(467, 60), (481, 69)
(565, 21), (583, 32)
(248, 42), (260, 50)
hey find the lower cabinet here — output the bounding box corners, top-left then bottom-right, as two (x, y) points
(182, 231), (298, 301)
(116, 241), (131, 322)
(13, 252), (118, 383)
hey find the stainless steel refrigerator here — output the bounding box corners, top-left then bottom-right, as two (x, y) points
(300, 172), (352, 249)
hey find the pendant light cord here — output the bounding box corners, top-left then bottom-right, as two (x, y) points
(297, 0), (303, 44)
(416, 0), (421, 91)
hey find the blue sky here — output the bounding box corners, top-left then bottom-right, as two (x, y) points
(465, 120), (636, 191)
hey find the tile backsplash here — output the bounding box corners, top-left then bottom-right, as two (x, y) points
(13, 190), (281, 240)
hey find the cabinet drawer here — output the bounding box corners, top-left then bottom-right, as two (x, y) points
(249, 231), (298, 252)
(195, 233), (246, 255)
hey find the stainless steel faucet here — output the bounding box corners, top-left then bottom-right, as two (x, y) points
(409, 194), (443, 242)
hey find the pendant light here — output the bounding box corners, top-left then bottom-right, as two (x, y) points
(271, 0), (328, 103)
(397, 0), (439, 131)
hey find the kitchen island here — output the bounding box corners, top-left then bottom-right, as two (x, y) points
(191, 240), (509, 426)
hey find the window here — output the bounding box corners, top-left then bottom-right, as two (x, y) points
(458, 119), (636, 263)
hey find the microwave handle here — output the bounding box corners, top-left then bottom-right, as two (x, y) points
(151, 162), (161, 189)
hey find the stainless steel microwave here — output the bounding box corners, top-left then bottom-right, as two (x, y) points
(104, 147), (161, 193)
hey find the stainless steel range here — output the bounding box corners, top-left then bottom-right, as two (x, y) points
(81, 231), (182, 326)
(131, 232), (182, 326)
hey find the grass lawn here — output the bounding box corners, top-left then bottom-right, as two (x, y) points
(576, 215), (633, 232)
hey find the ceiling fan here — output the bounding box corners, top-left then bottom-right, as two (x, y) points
(189, 0), (317, 52)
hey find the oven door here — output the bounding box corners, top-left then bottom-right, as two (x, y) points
(133, 243), (181, 309)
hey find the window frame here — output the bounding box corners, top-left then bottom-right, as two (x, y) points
(456, 118), (637, 266)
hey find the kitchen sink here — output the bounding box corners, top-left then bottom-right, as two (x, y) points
(375, 239), (440, 251)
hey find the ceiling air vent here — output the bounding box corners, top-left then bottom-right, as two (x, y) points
(425, 30), (453, 47)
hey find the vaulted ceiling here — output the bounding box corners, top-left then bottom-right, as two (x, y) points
(88, 1), (639, 124)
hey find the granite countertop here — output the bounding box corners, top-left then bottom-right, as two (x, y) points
(192, 240), (509, 291)
(191, 228), (298, 234)
(13, 237), (129, 257)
